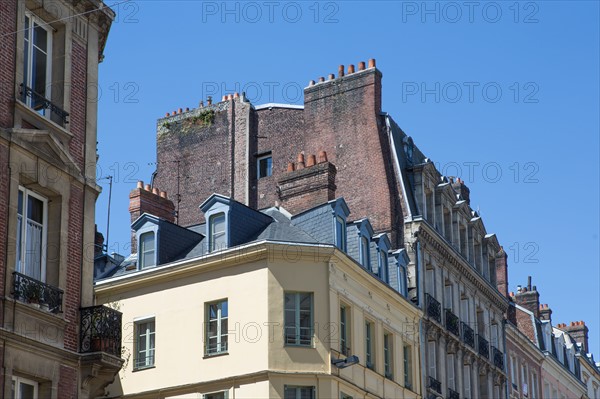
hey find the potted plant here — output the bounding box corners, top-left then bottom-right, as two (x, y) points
(25, 284), (42, 308)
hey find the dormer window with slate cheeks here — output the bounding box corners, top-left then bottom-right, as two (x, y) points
(209, 213), (227, 252)
(373, 233), (391, 284)
(346, 219), (374, 270)
(335, 216), (347, 252)
(360, 236), (370, 269)
(139, 231), (156, 269)
(392, 249), (410, 297)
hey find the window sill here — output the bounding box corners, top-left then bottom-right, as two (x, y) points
(284, 344), (315, 349)
(15, 99), (72, 144)
(203, 351), (229, 359)
(132, 365), (155, 372)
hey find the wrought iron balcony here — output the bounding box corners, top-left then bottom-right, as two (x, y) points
(449, 388), (460, 399)
(12, 272), (63, 313)
(445, 309), (460, 336)
(425, 293), (441, 323)
(478, 335), (490, 359)
(428, 376), (442, 394)
(20, 83), (69, 126)
(80, 305), (122, 357)
(492, 346), (504, 370)
(461, 321), (475, 348)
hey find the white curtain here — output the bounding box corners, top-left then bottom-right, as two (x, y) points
(25, 220), (43, 280)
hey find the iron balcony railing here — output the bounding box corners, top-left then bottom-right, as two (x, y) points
(341, 345), (351, 356)
(478, 335), (490, 359)
(449, 388), (460, 399)
(445, 309), (460, 336)
(492, 346), (504, 370)
(461, 321), (475, 348)
(12, 271), (63, 313)
(80, 305), (122, 357)
(20, 83), (69, 126)
(428, 376), (442, 394)
(425, 293), (441, 323)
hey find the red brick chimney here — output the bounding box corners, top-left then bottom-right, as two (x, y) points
(513, 276), (540, 319)
(495, 246), (508, 297)
(129, 180), (175, 252)
(277, 151), (337, 215)
(539, 304), (552, 322)
(561, 321), (590, 353)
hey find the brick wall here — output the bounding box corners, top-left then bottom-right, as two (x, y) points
(0, 0), (16, 128)
(64, 184), (83, 352)
(68, 40), (88, 170)
(0, 143), (7, 325)
(58, 364), (78, 398)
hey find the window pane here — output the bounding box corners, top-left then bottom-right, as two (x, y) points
(33, 22), (48, 52)
(299, 293), (311, 311)
(27, 195), (43, 224)
(258, 156), (272, 178)
(140, 232), (155, 268)
(18, 190), (23, 215)
(210, 214), (226, 251)
(19, 381), (35, 399)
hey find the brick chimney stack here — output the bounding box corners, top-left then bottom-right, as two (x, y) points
(514, 276), (540, 319)
(539, 304), (552, 322)
(129, 180), (175, 252)
(560, 321), (590, 353)
(277, 151), (337, 215)
(495, 246), (509, 298)
(451, 177), (471, 205)
(94, 224), (104, 256)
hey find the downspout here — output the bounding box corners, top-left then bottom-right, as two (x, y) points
(503, 318), (509, 399)
(414, 233), (427, 398)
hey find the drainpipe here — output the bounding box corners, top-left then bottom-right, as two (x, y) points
(414, 233), (427, 399)
(503, 318), (509, 399)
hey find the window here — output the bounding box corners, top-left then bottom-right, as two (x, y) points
(284, 386), (315, 399)
(204, 391), (228, 399)
(510, 357), (517, 385)
(135, 318), (155, 369)
(206, 299), (228, 355)
(463, 365), (471, 399)
(335, 216), (346, 251)
(340, 304), (350, 355)
(11, 376), (38, 399)
(378, 250), (388, 283)
(16, 187), (47, 281)
(360, 236), (370, 268)
(444, 283), (453, 311)
(531, 371), (538, 399)
(139, 231), (155, 269)
(384, 332), (393, 379)
(425, 267), (435, 297)
(340, 393), (353, 399)
(23, 11), (52, 117)
(284, 292), (313, 346)
(403, 344), (413, 389)
(209, 213), (226, 252)
(398, 265), (407, 296)
(427, 340), (437, 379)
(365, 320), (374, 370)
(257, 154), (273, 178)
(447, 354), (456, 390)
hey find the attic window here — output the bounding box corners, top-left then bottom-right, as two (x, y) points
(257, 153), (272, 179)
(335, 216), (347, 252)
(360, 236), (370, 268)
(378, 249), (388, 283)
(139, 231), (155, 269)
(209, 213), (226, 252)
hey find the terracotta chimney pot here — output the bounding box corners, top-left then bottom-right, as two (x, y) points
(318, 150), (328, 163)
(358, 61), (366, 71)
(144, 184), (151, 191)
(307, 154), (316, 167)
(348, 64), (355, 74)
(368, 58), (376, 68)
(338, 65), (345, 78)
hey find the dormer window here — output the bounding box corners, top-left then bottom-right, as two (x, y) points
(360, 236), (370, 268)
(139, 232), (155, 269)
(209, 213), (226, 252)
(378, 249), (389, 283)
(335, 216), (347, 251)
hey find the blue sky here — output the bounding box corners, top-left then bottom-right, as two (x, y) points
(95, 1), (600, 355)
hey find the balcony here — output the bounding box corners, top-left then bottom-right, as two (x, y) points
(80, 305), (122, 357)
(341, 345), (351, 357)
(478, 335), (489, 359)
(449, 388), (460, 399)
(428, 376), (442, 394)
(12, 272), (63, 313)
(20, 84), (69, 126)
(445, 309), (460, 336)
(492, 346), (504, 370)
(461, 322), (475, 348)
(425, 293), (441, 323)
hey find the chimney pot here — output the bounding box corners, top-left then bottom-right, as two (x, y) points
(338, 65), (345, 78)
(297, 153), (305, 169)
(178, 108), (183, 114)
(307, 154), (316, 167)
(222, 95), (227, 102)
(287, 162), (295, 172)
(166, 112), (170, 117)
(207, 96), (212, 105)
(328, 73), (335, 80)
(319, 77), (325, 82)
(348, 64), (355, 74)
(144, 184), (151, 191)
(199, 101), (204, 107)
(358, 61), (366, 71)
(228, 94), (233, 100)
(152, 187), (160, 195)
(185, 107), (189, 112)
(309, 80), (315, 86)
(234, 92), (239, 99)
(318, 150), (327, 163)
(137, 180), (144, 189)
(160, 191), (167, 198)
(368, 58), (376, 68)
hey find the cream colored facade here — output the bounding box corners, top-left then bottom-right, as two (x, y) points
(95, 242), (423, 398)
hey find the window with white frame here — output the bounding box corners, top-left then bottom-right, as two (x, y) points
(447, 353), (456, 390)
(444, 283), (453, 311)
(335, 216), (347, 252)
(427, 340), (437, 379)
(284, 292), (313, 346)
(257, 154), (272, 178)
(12, 376), (38, 399)
(340, 304), (350, 355)
(384, 332), (393, 379)
(209, 213), (226, 252)
(16, 187), (47, 281)
(206, 299), (228, 355)
(204, 391), (228, 399)
(360, 236), (370, 269)
(403, 344), (413, 389)
(531, 371), (538, 399)
(463, 364), (471, 398)
(23, 11), (52, 117)
(365, 320), (374, 370)
(398, 264), (407, 296)
(378, 249), (388, 283)
(134, 318), (155, 369)
(425, 267), (435, 297)
(284, 386), (315, 399)
(139, 231), (155, 269)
